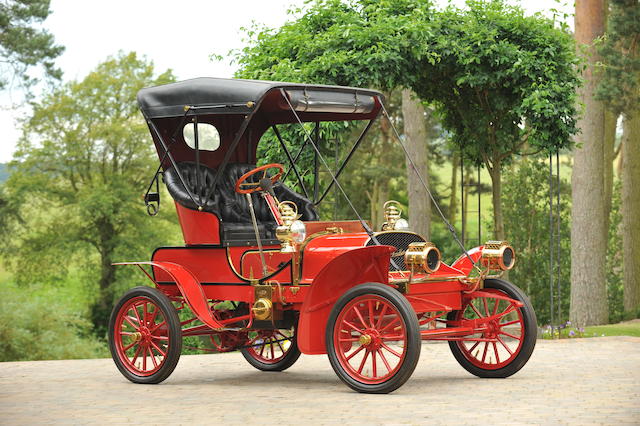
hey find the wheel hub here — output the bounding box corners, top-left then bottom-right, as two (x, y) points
(359, 334), (372, 346)
(130, 331), (142, 343)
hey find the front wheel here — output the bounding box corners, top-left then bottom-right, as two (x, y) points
(326, 283), (421, 394)
(447, 278), (537, 378)
(108, 286), (182, 384)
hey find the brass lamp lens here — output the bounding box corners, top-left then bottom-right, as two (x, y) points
(427, 248), (441, 272)
(503, 247), (514, 269)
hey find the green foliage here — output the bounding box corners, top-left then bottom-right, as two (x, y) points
(0, 0), (64, 91)
(596, 0), (640, 114)
(410, 0), (580, 163)
(0, 281), (107, 361)
(501, 158), (571, 325)
(0, 52), (182, 335)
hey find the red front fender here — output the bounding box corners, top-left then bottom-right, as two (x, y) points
(113, 261), (225, 330)
(296, 245), (394, 355)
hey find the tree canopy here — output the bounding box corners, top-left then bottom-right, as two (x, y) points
(1, 52), (179, 333)
(0, 0), (64, 91)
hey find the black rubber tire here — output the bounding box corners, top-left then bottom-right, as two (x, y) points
(108, 286), (182, 384)
(447, 278), (537, 378)
(326, 283), (421, 394)
(240, 327), (301, 372)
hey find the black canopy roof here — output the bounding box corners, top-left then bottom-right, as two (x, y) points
(137, 77), (383, 119)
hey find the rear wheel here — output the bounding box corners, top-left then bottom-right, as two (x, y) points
(108, 286), (182, 384)
(326, 283), (421, 394)
(241, 326), (301, 371)
(447, 278), (537, 378)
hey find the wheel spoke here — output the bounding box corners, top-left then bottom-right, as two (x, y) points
(345, 344), (365, 361)
(380, 334), (405, 341)
(500, 319), (522, 327)
(497, 336), (514, 356)
(150, 348), (158, 368)
(378, 348), (392, 372)
(342, 319), (364, 334)
(142, 345), (148, 370)
(469, 302), (484, 319)
(380, 342), (402, 358)
(123, 341), (137, 352)
(150, 320), (166, 333)
(339, 337), (361, 342)
(131, 344), (143, 365)
(368, 300), (375, 328)
(481, 342), (488, 363)
(483, 298), (489, 316)
(131, 304), (142, 325)
(379, 316), (401, 333)
(375, 304), (388, 329)
(466, 341), (481, 353)
(492, 342), (500, 364)
(499, 330), (521, 340)
(352, 305), (368, 330)
(124, 315), (139, 329)
(371, 349), (377, 378)
(492, 298), (500, 316)
(357, 349), (370, 374)
(150, 339), (167, 357)
(142, 303), (148, 328)
(270, 340), (275, 359)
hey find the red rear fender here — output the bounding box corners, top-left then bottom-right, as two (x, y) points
(296, 245), (394, 355)
(113, 261), (225, 330)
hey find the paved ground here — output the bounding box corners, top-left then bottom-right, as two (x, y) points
(1, 337), (639, 425)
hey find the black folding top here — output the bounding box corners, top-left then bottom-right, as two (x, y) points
(137, 77), (382, 119)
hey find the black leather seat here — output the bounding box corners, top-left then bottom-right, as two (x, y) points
(164, 162), (318, 244)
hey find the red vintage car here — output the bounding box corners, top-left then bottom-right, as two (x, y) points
(108, 77), (537, 393)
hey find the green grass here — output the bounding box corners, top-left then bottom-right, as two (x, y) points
(584, 321), (640, 338)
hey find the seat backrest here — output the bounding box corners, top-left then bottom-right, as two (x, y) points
(163, 162), (318, 223)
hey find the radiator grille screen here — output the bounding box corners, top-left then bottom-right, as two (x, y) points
(365, 232), (426, 271)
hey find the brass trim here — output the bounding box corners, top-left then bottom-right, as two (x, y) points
(390, 275), (466, 284)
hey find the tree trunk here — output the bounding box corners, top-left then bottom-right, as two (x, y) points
(570, 0), (609, 326)
(487, 160), (505, 241)
(622, 112), (640, 314)
(603, 111), (617, 231)
(449, 151), (459, 227)
(91, 218), (117, 335)
(401, 89), (431, 238)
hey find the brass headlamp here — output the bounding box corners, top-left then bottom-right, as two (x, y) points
(381, 200), (409, 231)
(404, 242), (441, 274)
(481, 241), (516, 271)
(275, 201), (306, 253)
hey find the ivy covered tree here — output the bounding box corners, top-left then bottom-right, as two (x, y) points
(234, 0), (435, 232)
(408, 0), (580, 241)
(1, 53), (179, 334)
(0, 0), (64, 91)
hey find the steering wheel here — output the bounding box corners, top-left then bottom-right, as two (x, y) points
(235, 163), (285, 194)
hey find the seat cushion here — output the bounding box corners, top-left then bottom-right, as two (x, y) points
(164, 162), (319, 243)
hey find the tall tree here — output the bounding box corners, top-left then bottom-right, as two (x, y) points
(0, 0), (64, 91)
(1, 53), (177, 333)
(571, 0), (609, 326)
(234, 0), (436, 231)
(409, 0), (580, 241)
(597, 0), (640, 315)
(402, 89), (430, 238)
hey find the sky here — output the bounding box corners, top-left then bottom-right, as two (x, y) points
(0, 0), (573, 163)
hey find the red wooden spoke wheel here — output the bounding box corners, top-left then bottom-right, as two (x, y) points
(241, 326), (301, 371)
(326, 283), (421, 394)
(447, 278), (537, 378)
(108, 286), (182, 384)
